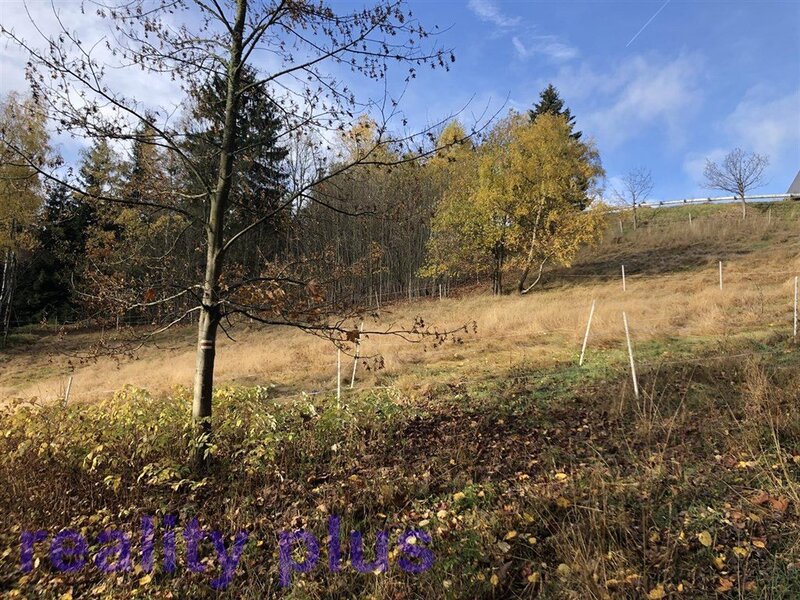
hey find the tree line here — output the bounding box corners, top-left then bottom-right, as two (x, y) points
(3, 84), (607, 330)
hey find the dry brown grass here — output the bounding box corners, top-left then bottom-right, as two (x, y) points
(3, 203), (800, 404)
(2, 204), (800, 599)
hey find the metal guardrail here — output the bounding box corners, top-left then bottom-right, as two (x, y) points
(608, 193), (800, 212)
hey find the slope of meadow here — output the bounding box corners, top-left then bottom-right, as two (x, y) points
(3, 201), (800, 405)
(1, 202), (799, 599)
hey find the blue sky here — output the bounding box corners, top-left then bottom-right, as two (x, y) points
(396, 0), (800, 200)
(1, 0), (798, 201)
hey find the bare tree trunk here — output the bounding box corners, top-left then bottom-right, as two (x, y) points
(740, 195), (747, 219)
(2, 252), (15, 345)
(0, 251), (9, 345)
(192, 0), (247, 471)
(0, 219), (17, 347)
(519, 259), (548, 295)
(518, 207), (543, 293)
(492, 241), (504, 295)
(192, 307), (219, 466)
(632, 204), (637, 230)
(518, 263), (531, 293)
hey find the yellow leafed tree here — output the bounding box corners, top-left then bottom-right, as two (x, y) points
(0, 92), (49, 336)
(424, 112), (606, 294)
(0, 93), (49, 253)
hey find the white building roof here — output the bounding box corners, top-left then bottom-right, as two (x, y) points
(789, 170), (800, 194)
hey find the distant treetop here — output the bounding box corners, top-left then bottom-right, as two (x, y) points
(529, 84), (582, 140)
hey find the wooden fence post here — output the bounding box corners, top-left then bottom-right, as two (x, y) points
(579, 299), (596, 366)
(350, 321), (364, 388)
(336, 349), (341, 408)
(719, 260), (723, 290)
(794, 276), (798, 339)
(623, 312), (639, 401)
(63, 375), (73, 407)
(621, 264), (627, 292)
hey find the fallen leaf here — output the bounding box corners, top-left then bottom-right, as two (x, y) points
(647, 585), (665, 599)
(769, 496), (789, 513)
(698, 530), (712, 547)
(716, 577), (734, 593)
(732, 546), (748, 558)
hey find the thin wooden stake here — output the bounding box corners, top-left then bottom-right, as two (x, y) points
(618, 219), (623, 235)
(579, 299), (596, 366)
(719, 260), (723, 290)
(439, 283), (442, 300)
(689, 212), (692, 227)
(621, 264), (626, 292)
(336, 349), (341, 408)
(63, 375), (73, 406)
(794, 276), (798, 339)
(350, 321), (364, 388)
(622, 312), (639, 401)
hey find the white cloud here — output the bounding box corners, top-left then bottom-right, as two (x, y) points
(1, 3), (184, 109)
(467, 0), (520, 28)
(723, 87), (800, 160)
(682, 87), (800, 194)
(575, 53), (704, 148)
(511, 35), (578, 63)
(682, 148), (726, 187)
(467, 1), (576, 64)
(1, 0), (186, 163)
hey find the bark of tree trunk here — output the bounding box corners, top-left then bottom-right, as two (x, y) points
(517, 207), (543, 293)
(740, 195), (747, 219)
(191, 0), (248, 471)
(192, 306), (219, 468)
(2, 251), (15, 345)
(492, 241), (504, 295)
(519, 259), (547, 295)
(0, 219), (17, 346)
(518, 263), (531, 294)
(632, 205), (637, 230)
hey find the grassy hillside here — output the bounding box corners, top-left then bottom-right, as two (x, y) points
(1, 202), (799, 598)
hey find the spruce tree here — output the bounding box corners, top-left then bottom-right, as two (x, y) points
(529, 84), (581, 140)
(528, 84), (590, 208)
(13, 184), (93, 322)
(184, 65), (289, 266)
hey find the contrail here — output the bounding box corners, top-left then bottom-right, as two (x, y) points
(626, 0), (671, 47)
